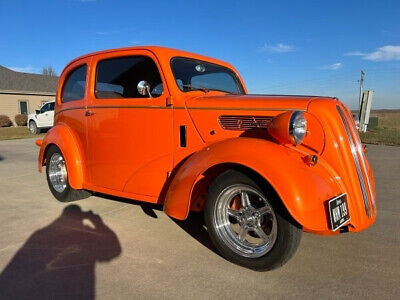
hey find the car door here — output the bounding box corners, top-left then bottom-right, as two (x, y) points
(86, 51), (173, 199)
(36, 103), (51, 127)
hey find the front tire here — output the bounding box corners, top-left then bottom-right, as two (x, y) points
(46, 145), (90, 202)
(29, 121), (39, 134)
(204, 170), (302, 271)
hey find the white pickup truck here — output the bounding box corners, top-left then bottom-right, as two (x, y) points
(27, 101), (55, 134)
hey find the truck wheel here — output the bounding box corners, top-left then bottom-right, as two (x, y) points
(46, 145), (91, 202)
(29, 121), (39, 134)
(204, 170), (302, 271)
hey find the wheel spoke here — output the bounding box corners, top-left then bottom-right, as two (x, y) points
(241, 191), (251, 208)
(254, 226), (270, 242)
(237, 226), (248, 242)
(258, 205), (272, 216)
(227, 209), (241, 220)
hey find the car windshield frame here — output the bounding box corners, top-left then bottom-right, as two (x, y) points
(170, 57), (245, 95)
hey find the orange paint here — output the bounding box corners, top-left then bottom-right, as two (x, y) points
(37, 46), (375, 235)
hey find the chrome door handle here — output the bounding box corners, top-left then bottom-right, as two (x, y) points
(85, 110), (94, 116)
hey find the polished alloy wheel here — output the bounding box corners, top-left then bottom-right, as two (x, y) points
(213, 184), (278, 258)
(48, 153), (68, 193)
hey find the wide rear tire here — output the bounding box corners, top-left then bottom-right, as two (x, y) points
(204, 170), (302, 271)
(46, 145), (91, 202)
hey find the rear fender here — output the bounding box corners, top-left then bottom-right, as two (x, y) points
(164, 137), (342, 232)
(38, 124), (85, 189)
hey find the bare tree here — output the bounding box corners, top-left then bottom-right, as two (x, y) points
(41, 66), (57, 76)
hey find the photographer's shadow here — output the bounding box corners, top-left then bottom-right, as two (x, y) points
(0, 205), (121, 299)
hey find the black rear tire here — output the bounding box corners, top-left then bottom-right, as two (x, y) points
(204, 169), (302, 271)
(46, 145), (91, 202)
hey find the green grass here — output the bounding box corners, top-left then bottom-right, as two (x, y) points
(359, 111), (400, 146)
(359, 127), (400, 146)
(0, 127), (44, 141)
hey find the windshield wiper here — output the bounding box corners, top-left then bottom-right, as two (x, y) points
(182, 84), (209, 93)
(182, 84), (236, 95)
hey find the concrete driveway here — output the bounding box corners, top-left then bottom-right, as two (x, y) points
(0, 138), (399, 299)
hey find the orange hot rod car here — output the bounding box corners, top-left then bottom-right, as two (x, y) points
(36, 46), (376, 270)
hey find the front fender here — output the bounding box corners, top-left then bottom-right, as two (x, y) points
(38, 124), (85, 189)
(164, 137), (342, 232)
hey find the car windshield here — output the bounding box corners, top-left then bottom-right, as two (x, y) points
(170, 57), (245, 95)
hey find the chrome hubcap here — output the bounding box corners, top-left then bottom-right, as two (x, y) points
(29, 123), (35, 133)
(214, 184), (278, 258)
(48, 153), (67, 193)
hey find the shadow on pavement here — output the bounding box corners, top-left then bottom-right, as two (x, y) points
(0, 155), (3, 161)
(96, 193), (220, 256)
(172, 212), (220, 256)
(0, 205), (121, 299)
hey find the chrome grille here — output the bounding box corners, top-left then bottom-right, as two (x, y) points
(336, 106), (372, 217)
(219, 115), (272, 131)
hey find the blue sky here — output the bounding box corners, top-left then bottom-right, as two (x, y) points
(0, 0), (399, 108)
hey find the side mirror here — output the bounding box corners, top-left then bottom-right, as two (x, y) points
(137, 80), (152, 98)
(35, 110), (40, 114)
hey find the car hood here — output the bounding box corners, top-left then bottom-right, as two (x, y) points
(184, 94), (323, 143)
(27, 113), (36, 119)
(185, 94), (317, 112)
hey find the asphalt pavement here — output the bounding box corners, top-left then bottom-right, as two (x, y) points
(0, 138), (399, 299)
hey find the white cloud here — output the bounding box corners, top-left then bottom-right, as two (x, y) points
(344, 51), (365, 56)
(364, 45), (400, 61)
(8, 66), (39, 73)
(324, 62), (342, 70)
(259, 43), (295, 53)
(345, 45), (400, 61)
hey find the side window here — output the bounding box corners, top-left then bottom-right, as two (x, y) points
(40, 103), (50, 113)
(95, 56), (163, 99)
(62, 65), (87, 102)
(49, 102), (55, 111)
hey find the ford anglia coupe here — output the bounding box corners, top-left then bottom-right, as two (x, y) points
(36, 46), (376, 270)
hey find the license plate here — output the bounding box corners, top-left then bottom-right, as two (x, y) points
(328, 194), (350, 231)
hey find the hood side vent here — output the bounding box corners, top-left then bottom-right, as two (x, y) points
(219, 115), (272, 131)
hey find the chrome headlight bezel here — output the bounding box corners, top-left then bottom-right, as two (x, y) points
(289, 111), (307, 144)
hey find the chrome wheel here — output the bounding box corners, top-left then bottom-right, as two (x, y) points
(213, 184), (278, 258)
(48, 153), (68, 193)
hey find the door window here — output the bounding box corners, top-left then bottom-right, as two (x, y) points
(95, 56), (163, 99)
(62, 65), (87, 102)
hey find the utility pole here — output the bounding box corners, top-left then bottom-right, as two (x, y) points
(358, 70), (365, 111)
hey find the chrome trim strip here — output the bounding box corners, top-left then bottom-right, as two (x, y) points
(56, 105), (304, 116)
(342, 108), (376, 214)
(337, 106), (370, 217)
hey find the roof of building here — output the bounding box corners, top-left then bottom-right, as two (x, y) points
(0, 65), (58, 94)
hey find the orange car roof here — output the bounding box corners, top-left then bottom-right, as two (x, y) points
(63, 46), (234, 73)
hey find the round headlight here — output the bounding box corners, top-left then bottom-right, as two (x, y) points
(289, 111), (307, 144)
